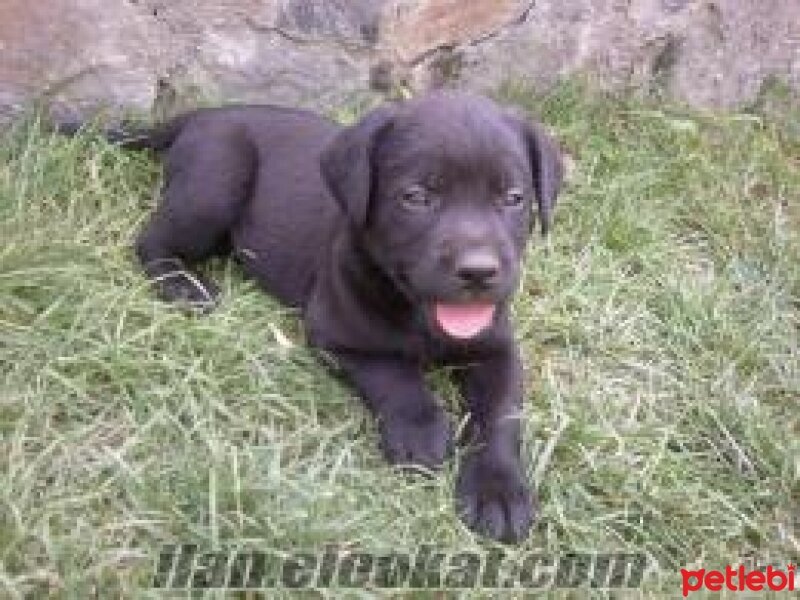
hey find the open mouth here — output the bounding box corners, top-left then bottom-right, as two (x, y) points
(432, 302), (497, 340)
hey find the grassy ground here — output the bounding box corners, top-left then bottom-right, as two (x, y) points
(1, 83), (798, 597)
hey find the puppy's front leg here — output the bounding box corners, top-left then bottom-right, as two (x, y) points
(333, 352), (452, 470)
(456, 346), (536, 543)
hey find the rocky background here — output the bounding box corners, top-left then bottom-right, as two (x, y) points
(1, 0), (799, 120)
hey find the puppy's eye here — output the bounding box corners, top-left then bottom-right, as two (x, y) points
(501, 188), (525, 208)
(401, 185), (433, 210)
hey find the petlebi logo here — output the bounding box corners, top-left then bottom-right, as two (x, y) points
(681, 564), (796, 596)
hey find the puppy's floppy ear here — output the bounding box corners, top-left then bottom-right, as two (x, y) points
(319, 105), (395, 227)
(506, 111), (564, 235)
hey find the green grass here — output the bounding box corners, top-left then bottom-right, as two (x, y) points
(1, 83), (798, 597)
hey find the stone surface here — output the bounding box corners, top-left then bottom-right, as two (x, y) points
(0, 0), (798, 120)
(454, 0), (800, 108)
(0, 0), (169, 120)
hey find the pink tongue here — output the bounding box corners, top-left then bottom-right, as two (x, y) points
(434, 302), (496, 339)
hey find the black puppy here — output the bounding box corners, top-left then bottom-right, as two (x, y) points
(111, 91), (563, 543)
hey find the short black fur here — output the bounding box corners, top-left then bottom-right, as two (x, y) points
(83, 92), (564, 543)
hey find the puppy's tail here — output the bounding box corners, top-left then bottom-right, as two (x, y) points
(55, 115), (189, 152)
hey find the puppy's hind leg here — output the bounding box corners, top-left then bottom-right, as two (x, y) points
(136, 130), (256, 311)
(136, 216), (222, 312)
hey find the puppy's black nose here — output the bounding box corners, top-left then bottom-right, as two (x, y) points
(455, 250), (500, 287)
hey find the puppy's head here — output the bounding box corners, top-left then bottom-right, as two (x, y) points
(321, 91), (563, 341)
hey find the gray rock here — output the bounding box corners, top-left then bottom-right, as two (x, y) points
(0, 0), (798, 121)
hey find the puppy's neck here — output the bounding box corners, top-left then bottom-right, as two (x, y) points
(338, 228), (416, 323)
(304, 228), (423, 356)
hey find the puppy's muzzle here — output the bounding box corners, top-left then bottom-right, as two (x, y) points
(454, 248), (501, 291)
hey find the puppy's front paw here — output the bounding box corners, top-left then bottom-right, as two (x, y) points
(379, 405), (452, 470)
(456, 453), (536, 543)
